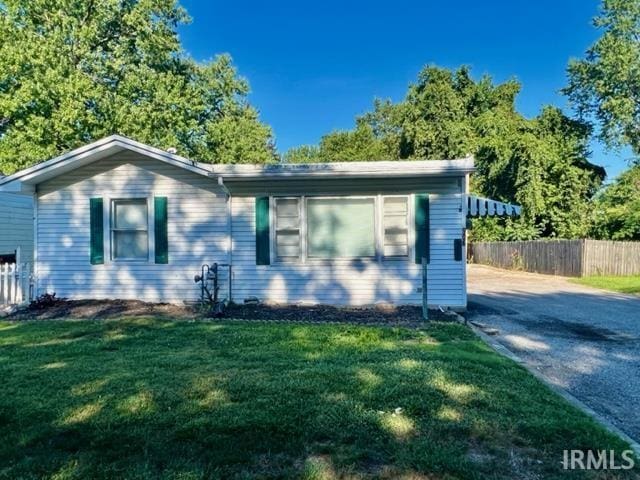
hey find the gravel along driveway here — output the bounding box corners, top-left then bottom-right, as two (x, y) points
(467, 264), (640, 443)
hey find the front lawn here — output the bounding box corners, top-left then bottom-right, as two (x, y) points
(571, 275), (640, 295)
(0, 319), (635, 479)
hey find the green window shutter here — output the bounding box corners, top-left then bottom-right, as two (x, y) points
(89, 198), (104, 265)
(454, 239), (463, 262)
(414, 194), (430, 264)
(154, 197), (169, 264)
(255, 196), (270, 265)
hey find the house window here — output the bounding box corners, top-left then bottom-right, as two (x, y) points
(306, 197), (376, 258)
(274, 198), (301, 261)
(111, 199), (149, 260)
(0, 252), (16, 264)
(383, 197), (409, 257)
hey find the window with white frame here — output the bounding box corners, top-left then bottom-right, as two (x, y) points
(111, 199), (149, 260)
(274, 198), (301, 261)
(272, 195), (410, 262)
(382, 196), (409, 257)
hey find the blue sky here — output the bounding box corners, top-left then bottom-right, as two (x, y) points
(179, 0), (632, 179)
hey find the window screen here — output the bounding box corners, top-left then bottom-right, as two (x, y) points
(112, 200), (148, 260)
(307, 198), (375, 258)
(274, 198), (301, 260)
(383, 197), (409, 257)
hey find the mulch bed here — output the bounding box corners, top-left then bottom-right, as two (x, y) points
(6, 298), (460, 326)
(222, 303), (455, 326)
(7, 299), (198, 321)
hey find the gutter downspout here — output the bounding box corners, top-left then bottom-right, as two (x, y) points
(463, 174), (469, 310)
(217, 177), (233, 302)
(32, 190), (38, 300)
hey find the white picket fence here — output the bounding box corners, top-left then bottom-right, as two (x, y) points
(0, 263), (33, 306)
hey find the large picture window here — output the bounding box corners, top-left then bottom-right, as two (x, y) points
(111, 199), (149, 260)
(306, 198), (376, 258)
(272, 195), (410, 262)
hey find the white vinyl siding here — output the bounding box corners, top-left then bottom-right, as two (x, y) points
(231, 178), (466, 308)
(34, 152), (467, 308)
(36, 153), (228, 302)
(0, 193), (33, 263)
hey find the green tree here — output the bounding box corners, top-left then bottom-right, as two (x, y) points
(0, 0), (276, 174)
(591, 164), (640, 240)
(285, 66), (605, 240)
(316, 121), (394, 162)
(564, 0), (640, 154)
(284, 120), (394, 163)
(283, 144), (321, 163)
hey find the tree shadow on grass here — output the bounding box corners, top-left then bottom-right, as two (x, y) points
(0, 319), (635, 479)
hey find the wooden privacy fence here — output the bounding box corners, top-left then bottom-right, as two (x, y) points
(470, 239), (640, 277)
(0, 263), (33, 306)
(582, 240), (640, 276)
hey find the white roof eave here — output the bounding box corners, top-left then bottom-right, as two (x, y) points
(0, 135), (212, 188)
(0, 135), (475, 189)
(218, 158), (475, 180)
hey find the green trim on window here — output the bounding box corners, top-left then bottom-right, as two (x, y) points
(255, 197), (270, 265)
(414, 194), (430, 264)
(89, 198), (104, 265)
(154, 197), (169, 264)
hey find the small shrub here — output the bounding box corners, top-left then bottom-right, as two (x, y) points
(29, 293), (61, 310)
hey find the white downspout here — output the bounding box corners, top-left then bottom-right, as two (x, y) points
(463, 174), (469, 310)
(217, 177), (233, 302)
(32, 190), (38, 299)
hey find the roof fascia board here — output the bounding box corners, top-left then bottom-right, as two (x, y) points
(221, 171), (471, 181)
(0, 135), (212, 186)
(0, 135), (119, 185)
(214, 158), (474, 180)
(113, 139), (212, 177)
(12, 141), (124, 184)
(220, 166), (473, 181)
(0, 135), (474, 187)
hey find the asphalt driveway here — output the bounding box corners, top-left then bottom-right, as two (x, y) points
(467, 264), (640, 443)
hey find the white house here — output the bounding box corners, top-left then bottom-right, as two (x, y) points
(0, 135), (518, 309)
(0, 189), (33, 264)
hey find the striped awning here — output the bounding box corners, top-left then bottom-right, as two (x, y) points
(467, 195), (521, 218)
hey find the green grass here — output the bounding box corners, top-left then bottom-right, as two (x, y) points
(571, 275), (640, 295)
(0, 319), (636, 479)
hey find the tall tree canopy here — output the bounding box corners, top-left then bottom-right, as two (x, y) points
(564, 0), (640, 241)
(564, 0), (640, 155)
(285, 66), (605, 240)
(591, 164), (640, 240)
(0, 0), (276, 174)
